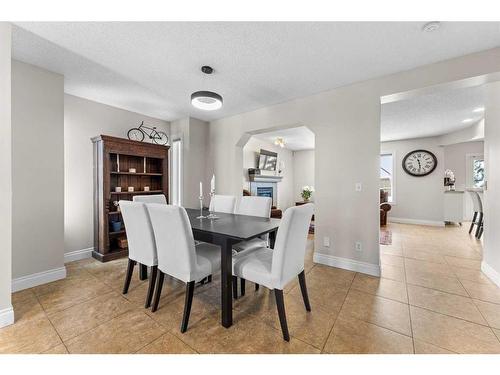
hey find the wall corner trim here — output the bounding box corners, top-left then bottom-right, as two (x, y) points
(388, 217), (445, 227)
(12, 266), (67, 293)
(0, 307), (14, 328)
(64, 247), (93, 263)
(481, 261), (500, 288)
(313, 252), (381, 277)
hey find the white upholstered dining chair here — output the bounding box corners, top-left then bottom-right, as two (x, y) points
(133, 194), (167, 204)
(146, 203), (221, 332)
(232, 196), (272, 298)
(209, 194), (236, 213)
(119, 200), (158, 308)
(232, 203), (314, 341)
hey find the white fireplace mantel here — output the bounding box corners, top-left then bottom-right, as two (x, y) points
(248, 174), (283, 183)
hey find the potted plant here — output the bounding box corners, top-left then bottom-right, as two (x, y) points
(301, 186), (314, 201)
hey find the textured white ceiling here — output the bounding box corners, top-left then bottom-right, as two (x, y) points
(12, 22), (500, 122)
(253, 126), (315, 151)
(381, 85), (485, 142)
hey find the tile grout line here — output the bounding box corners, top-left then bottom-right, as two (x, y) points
(341, 286), (419, 341)
(402, 225), (500, 351)
(31, 289), (70, 354)
(319, 270), (355, 353)
(449, 251), (500, 338)
(401, 242), (415, 354)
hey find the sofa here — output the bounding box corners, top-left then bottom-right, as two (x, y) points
(380, 190), (392, 226)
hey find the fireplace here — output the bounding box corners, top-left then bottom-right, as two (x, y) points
(257, 187), (273, 199)
(248, 171), (282, 207)
(250, 182), (277, 206)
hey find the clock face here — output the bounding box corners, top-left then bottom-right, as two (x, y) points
(402, 150), (437, 177)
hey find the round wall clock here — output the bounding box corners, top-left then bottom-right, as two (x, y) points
(402, 149), (437, 177)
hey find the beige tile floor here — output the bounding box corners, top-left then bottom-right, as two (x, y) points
(2, 224), (500, 354)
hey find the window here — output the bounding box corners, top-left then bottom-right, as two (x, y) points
(466, 153), (485, 189)
(171, 139), (182, 206)
(473, 158), (485, 188)
(380, 152), (395, 203)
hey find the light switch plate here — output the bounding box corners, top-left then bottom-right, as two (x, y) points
(355, 182), (362, 192)
(323, 236), (330, 247)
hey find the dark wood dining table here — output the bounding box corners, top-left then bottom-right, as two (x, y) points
(185, 208), (280, 328)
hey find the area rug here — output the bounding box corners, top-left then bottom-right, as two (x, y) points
(380, 228), (392, 245)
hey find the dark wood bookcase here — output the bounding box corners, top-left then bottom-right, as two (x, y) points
(91, 135), (169, 262)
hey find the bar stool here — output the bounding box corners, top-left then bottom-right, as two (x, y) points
(468, 191), (484, 239)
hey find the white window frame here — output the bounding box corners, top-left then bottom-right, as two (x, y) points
(380, 151), (396, 205)
(170, 138), (183, 206)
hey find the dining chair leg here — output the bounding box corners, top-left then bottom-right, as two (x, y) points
(232, 276), (238, 299)
(139, 263), (148, 281)
(475, 213), (483, 238)
(469, 212), (478, 234)
(122, 259), (135, 294)
(240, 278), (246, 296)
(145, 265), (158, 308)
(478, 225), (484, 239)
(180, 281), (195, 333)
(151, 271), (165, 312)
(274, 289), (290, 341)
(298, 270), (311, 312)
(255, 283), (259, 291)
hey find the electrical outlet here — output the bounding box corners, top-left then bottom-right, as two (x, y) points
(355, 182), (362, 192)
(355, 241), (362, 252)
(323, 236), (330, 247)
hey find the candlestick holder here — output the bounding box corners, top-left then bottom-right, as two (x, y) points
(207, 190), (219, 219)
(196, 196), (206, 219)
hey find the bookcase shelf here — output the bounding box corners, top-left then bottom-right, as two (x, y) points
(92, 135), (169, 262)
(110, 190), (163, 195)
(110, 172), (163, 176)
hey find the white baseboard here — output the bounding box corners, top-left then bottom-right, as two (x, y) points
(12, 266), (67, 293)
(388, 217), (445, 227)
(481, 261), (500, 288)
(64, 247), (93, 263)
(0, 307), (14, 328)
(313, 252), (380, 277)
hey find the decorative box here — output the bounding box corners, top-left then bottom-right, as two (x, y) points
(117, 237), (128, 249)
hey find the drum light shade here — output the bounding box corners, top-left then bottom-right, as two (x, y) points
(191, 91), (223, 111)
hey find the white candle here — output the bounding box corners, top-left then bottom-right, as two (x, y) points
(199, 182), (203, 197)
(211, 174), (215, 192)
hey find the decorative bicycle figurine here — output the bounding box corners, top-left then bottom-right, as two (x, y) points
(127, 121), (169, 145)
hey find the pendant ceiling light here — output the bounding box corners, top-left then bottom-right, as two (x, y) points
(274, 137), (285, 148)
(191, 66), (223, 111)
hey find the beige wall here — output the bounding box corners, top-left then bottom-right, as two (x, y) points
(207, 48), (500, 276)
(381, 137), (445, 225)
(292, 150), (315, 202)
(483, 81), (500, 286)
(0, 23), (13, 324)
(208, 87), (382, 275)
(11, 61), (65, 281)
(64, 94), (170, 255)
(243, 137), (294, 209)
